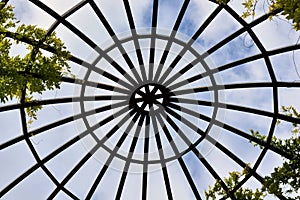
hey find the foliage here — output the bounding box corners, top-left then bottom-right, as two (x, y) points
(260, 106), (300, 200)
(240, 0), (258, 18)
(279, 105), (300, 134)
(216, 0), (300, 30)
(0, 3), (71, 124)
(269, 0), (300, 30)
(205, 164), (266, 200)
(205, 106), (300, 199)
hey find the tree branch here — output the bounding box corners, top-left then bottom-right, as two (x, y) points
(0, 30), (60, 55)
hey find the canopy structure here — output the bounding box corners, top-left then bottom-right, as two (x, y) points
(1, 0), (300, 199)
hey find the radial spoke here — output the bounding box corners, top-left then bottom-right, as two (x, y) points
(156, 113), (179, 157)
(0, 121), (103, 198)
(156, 112), (202, 200)
(206, 133), (264, 184)
(158, 6), (223, 84)
(86, 112), (141, 199)
(89, 1), (143, 84)
(150, 110), (173, 200)
(165, 13), (289, 90)
(165, 107), (207, 138)
(228, 119), (289, 200)
(48, 108), (136, 199)
(26, 95), (127, 108)
(168, 43), (300, 92)
(222, 5), (278, 83)
(178, 157), (203, 200)
(122, 0), (147, 82)
(164, 106), (261, 181)
(194, 149), (235, 199)
(142, 115), (150, 200)
(115, 114), (145, 199)
(148, 0), (159, 81)
(167, 102), (293, 159)
(19, 90), (71, 199)
(62, 77), (130, 95)
(29, 0), (138, 86)
(171, 81), (300, 97)
(0, 101), (129, 151)
(171, 96), (300, 126)
(2, 106), (133, 199)
(163, 109), (232, 199)
(71, 55), (135, 90)
(204, 7), (281, 57)
(0, 93), (128, 113)
(153, 0), (191, 82)
(2, 80), (300, 114)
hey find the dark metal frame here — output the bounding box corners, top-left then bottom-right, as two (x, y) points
(1, 0), (300, 199)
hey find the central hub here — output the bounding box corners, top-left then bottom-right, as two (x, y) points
(130, 83), (171, 113)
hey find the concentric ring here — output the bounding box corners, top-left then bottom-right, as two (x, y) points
(74, 29), (224, 172)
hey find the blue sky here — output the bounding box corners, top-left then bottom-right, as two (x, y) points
(1, 0), (300, 199)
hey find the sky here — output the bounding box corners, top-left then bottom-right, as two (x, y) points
(0, 0), (300, 199)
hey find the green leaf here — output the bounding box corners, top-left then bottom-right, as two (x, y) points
(0, 3), (72, 124)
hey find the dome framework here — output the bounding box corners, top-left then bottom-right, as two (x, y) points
(1, 0), (300, 199)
